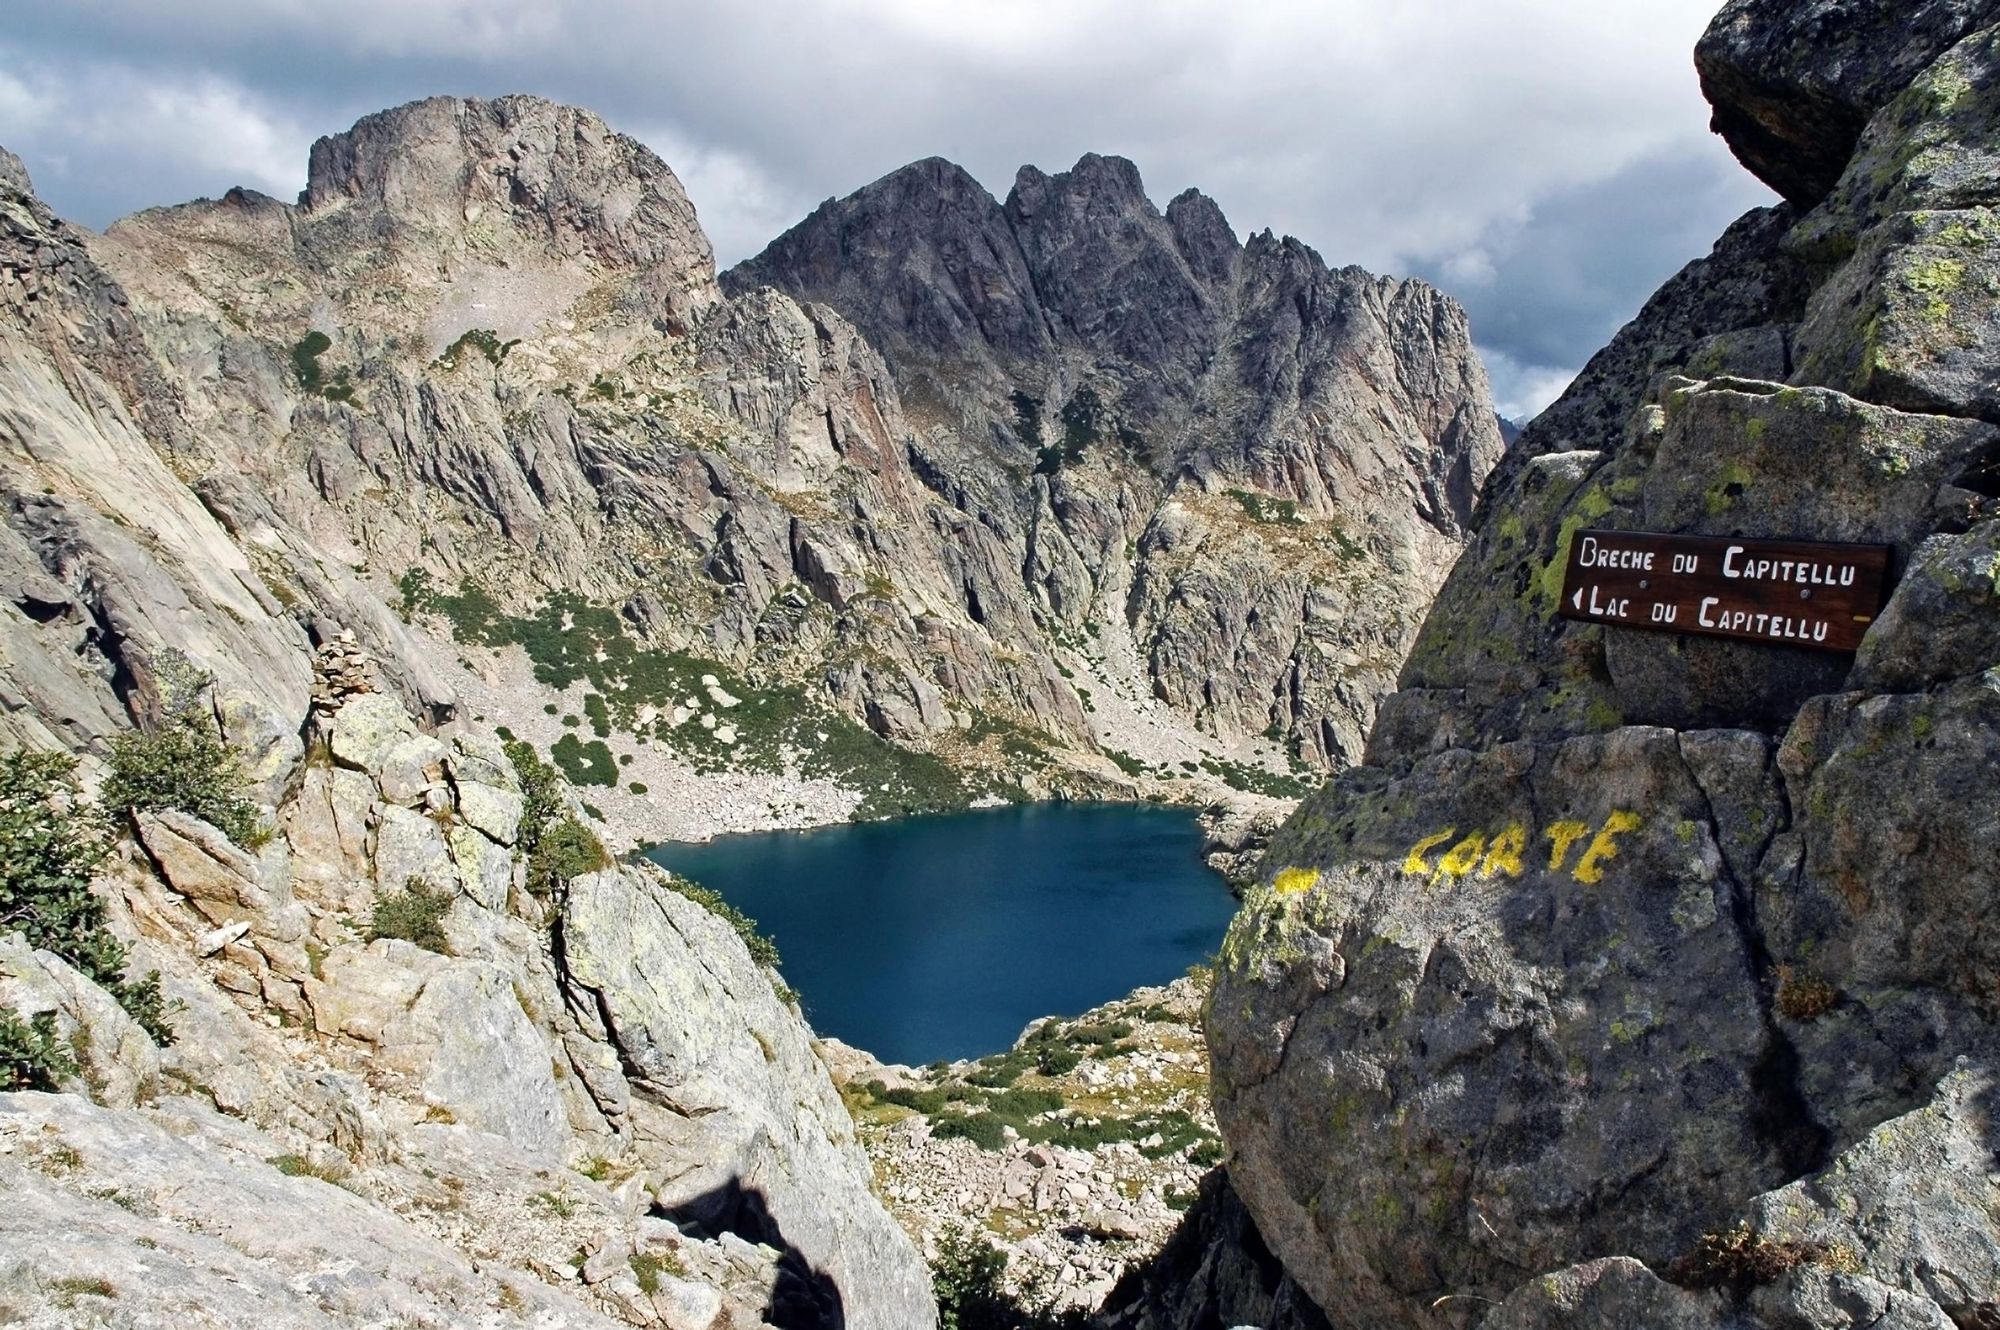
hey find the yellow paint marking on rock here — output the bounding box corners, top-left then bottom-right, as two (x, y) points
(1480, 823), (1527, 878)
(1272, 866), (1321, 895)
(1573, 810), (1643, 885)
(1401, 813), (1649, 885)
(1402, 829), (1456, 876)
(1544, 820), (1592, 873)
(1433, 833), (1487, 885)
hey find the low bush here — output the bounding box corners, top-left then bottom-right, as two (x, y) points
(0, 1009), (77, 1092)
(531, 817), (610, 897)
(932, 1223), (1086, 1330)
(551, 734), (617, 788)
(366, 878), (454, 953)
(932, 1112), (1009, 1151)
(102, 702), (259, 847)
(505, 741), (609, 897)
(0, 749), (173, 1044)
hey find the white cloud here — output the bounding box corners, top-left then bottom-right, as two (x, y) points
(1, 0), (1775, 386)
(1480, 346), (1582, 424)
(0, 52), (310, 213)
(632, 125), (809, 272)
(1442, 249), (1499, 289)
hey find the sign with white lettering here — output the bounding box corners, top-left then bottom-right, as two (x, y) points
(1556, 529), (1891, 653)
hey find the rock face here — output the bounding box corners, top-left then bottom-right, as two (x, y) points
(0, 81), (1493, 1330)
(1, 684), (936, 1328)
(1207, 4), (2000, 1328)
(10, 91), (1501, 821)
(728, 153), (1503, 767)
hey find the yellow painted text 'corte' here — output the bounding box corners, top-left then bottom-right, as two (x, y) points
(1402, 811), (1644, 887)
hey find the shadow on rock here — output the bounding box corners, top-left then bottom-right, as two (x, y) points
(1095, 1167), (1331, 1330)
(659, 1176), (846, 1329)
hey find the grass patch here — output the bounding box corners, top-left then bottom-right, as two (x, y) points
(269, 1153), (349, 1184)
(404, 581), (967, 819)
(365, 877), (453, 953)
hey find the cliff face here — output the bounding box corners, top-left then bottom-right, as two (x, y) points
(728, 153), (1504, 768)
(1, 677), (935, 1327)
(1206, 3), (2000, 1327)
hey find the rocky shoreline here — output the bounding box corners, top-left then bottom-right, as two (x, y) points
(827, 975), (1223, 1314)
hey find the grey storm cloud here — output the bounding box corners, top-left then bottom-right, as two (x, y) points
(0, 0), (1775, 420)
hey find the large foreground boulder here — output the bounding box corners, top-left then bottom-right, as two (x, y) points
(1207, 4), (2000, 1326)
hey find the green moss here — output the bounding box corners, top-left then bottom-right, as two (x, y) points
(1704, 462), (1756, 518)
(1905, 257), (1967, 324)
(1531, 486), (1615, 617)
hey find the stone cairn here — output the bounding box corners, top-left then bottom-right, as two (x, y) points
(312, 631), (377, 711)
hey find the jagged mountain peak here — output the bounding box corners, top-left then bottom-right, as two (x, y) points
(728, 149), (1499, 532)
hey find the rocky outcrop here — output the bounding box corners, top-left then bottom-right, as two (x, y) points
(1, 685), (935, 1328)
(728, 152), (1503, 767)
(1695, 0), (2000, 205)
(1206, 4), (2000, 1328)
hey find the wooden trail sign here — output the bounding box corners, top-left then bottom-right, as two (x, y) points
(1556, 529), (1891, 653)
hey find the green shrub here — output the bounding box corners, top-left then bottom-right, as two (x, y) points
(102, 657), (259, 847)
(1034, 1044), (1081, 1076)
(504, 740), (609, 897)
(583, 693), (611, 738)
(291, 330), (331, 390)
(932, 1112), (1008, 1150)
(932, 1223), (1084, 1330)
(665, 877), (781, 968)
(627, 782), (649, 796)
(366, 878), (453, 953)
(0, 749), (172, 1044)
(530, 817), (609, 897)
(985, 1087), (1063, 1118)
(291, 330), (353, 401)
(966, 1053), (1027, 1088)
(551, 734), (617, 787)
(0, 1009), (77, 1091)
(434, 328), (516, 369)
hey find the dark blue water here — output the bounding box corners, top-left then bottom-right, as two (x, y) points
(642, 804), (1235, 1065)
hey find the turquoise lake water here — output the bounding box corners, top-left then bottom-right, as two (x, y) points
(642, 803), (1238, 1065)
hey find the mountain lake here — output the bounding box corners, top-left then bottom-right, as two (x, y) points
(642, 802), (1238, 1065)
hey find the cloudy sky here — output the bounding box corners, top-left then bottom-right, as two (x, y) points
(1, 0), (1773, 419)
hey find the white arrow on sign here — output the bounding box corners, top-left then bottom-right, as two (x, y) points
(1572, 587), (1585, 611)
